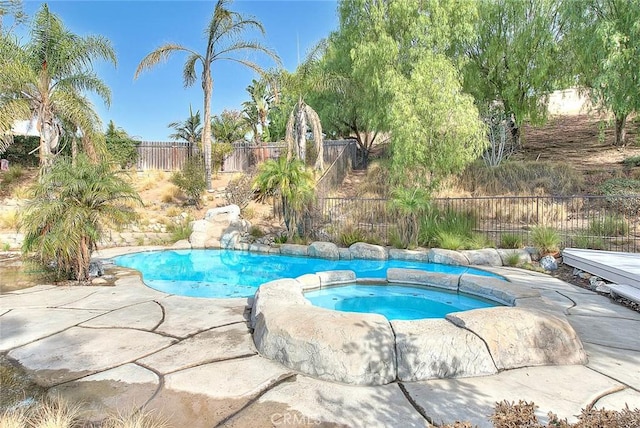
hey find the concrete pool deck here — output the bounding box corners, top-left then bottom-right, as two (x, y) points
(1, 251), (639, 427)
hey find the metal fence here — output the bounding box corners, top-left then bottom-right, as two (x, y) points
(316, 141), (356, 198)
(311, 195), (640, 252)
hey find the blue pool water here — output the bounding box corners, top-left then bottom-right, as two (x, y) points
(113, 249), (503, 298)
(305, 284), (498, 320)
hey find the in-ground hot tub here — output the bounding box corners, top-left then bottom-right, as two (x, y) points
(251, 268), (587, 385)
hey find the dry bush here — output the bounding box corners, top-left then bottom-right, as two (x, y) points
(0, 209), (18, 230)
(356, 160), (391, 197)
(135, 171), (167, 192)
(160, 186), (181, 203)
(101, 408), (170, 428)
(464, 198), (569, 224)
(225, 171), (255, 210)
(460, 161), (584, 196)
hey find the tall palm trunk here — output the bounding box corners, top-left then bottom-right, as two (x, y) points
(202, 70), (213, 191)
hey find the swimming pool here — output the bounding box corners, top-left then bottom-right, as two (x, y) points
(305, 284), (498, 320)
(113, 249), (503, 298)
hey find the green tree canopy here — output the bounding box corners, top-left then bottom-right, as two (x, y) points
(104, 120), (139, 169)
(168, 106), (202, 156)
(331, 0), (485, 188)
(462, 0), (565, 143)
(0, 4), (116, 166)
(563, 0), (640, 146)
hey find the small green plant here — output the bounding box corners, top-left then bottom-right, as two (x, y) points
(504, 252), (522, 267)
(168, 218), (193, 242)
(389, 227), (406, 249)
(1, 242), (10, 251)
(0, 164), (25, 187)
(465, 233), (493, 250)
(597, 119), (608, 144)
(623, 154), (640, 168)
(500, 233), (524, 249)
(170, 156), (207, 207)
(289, 234), (310, 245)
(136, 236), (145, 246)
(436, 231), (466, 250)
(274, 234), (288, 244)
(530, 226), (560, 255)
(249, 225), (264, 238)
(339, 226), (367, 247)
(573, 231), (606, 250)
(589, 214), (629, 237)
(242, 206), (256, 220)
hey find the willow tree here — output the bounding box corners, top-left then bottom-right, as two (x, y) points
(462, 0), (565, 145)
(334, 0), (485, 188)
(135, 0), (280, 191)
(563, 0), (640, 146)
(0, 4), (115, 167)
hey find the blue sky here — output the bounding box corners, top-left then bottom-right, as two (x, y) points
(18, 1), (339, 141)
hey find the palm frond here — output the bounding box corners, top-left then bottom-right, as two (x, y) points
(134, 43), (194, 79)
(182, 53), (200, 87)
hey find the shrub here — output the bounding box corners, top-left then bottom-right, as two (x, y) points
(225, 171), (255, 210)
(572, 231), (606, 250)
(436, 231), (466, 250)
(465, 233), (493, 250)
(598, 178), (640, 214)
(420, 207), (476, 248)
(589, 215), (629, 236)
(170, 156), (206, 207)
(212, 141), (233, 175)
(0, 164), (25, 187)
(339, 226), (367, 247)
(249, 225), (264, 238)
(460, 160), (584, 195)
(242, 206), (256, 220)
(504, 253), (521, 267)
(530, 226), (560, 255)
(167, 217), (193, 242)
(0, 209), (18, 230)
(500, 233), (523, 249)
(623, 154), (640, 167)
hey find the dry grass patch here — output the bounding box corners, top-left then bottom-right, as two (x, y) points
(0, 209), (19, 230)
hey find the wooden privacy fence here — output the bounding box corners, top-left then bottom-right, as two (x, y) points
(136, 140), (355, 172)
(136, 141), (191, 171)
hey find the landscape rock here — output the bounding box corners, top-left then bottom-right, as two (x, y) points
(171, 239), (191, 249)
(589, 276), (603, 287)
(220, 230), (241, 249)
(388, 249), (430, 262)
(459, 274), (540, 305)
(253, 303), (396, 385)
(204, 204), (240, 223)
(88, 260), (103, 277)
(393, 319), (497, 381)
(461, 249), (503, 266)
(446, 307), (587, 370)
(349, 242), (387, 260)
(540, 255), (558, 271)
(317, 270), (356, 286)
(387, 268), (459, 291)
(279, 243), (309, 257)
(338, 247), (352, 260)
(308, 241), (340, 259)
(525, 246), (541, 261)
(595, 283), (611, 294)
(428, 248), (469, 266)
(189, 220), (214, 248)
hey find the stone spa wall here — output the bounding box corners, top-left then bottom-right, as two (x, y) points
(251, 269), (587, 386)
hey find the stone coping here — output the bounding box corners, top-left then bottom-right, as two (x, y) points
(251, 268), (587, 386)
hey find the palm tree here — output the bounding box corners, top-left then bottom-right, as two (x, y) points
(253, 156), (315, 237)
(168, 106), (202, 157)
(135, 0), (280, 191)
(242, 78), (274, 143)
(211, 109), (248, 145)
(21, 154), (141, 281)
(0, 4), (116, 167)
